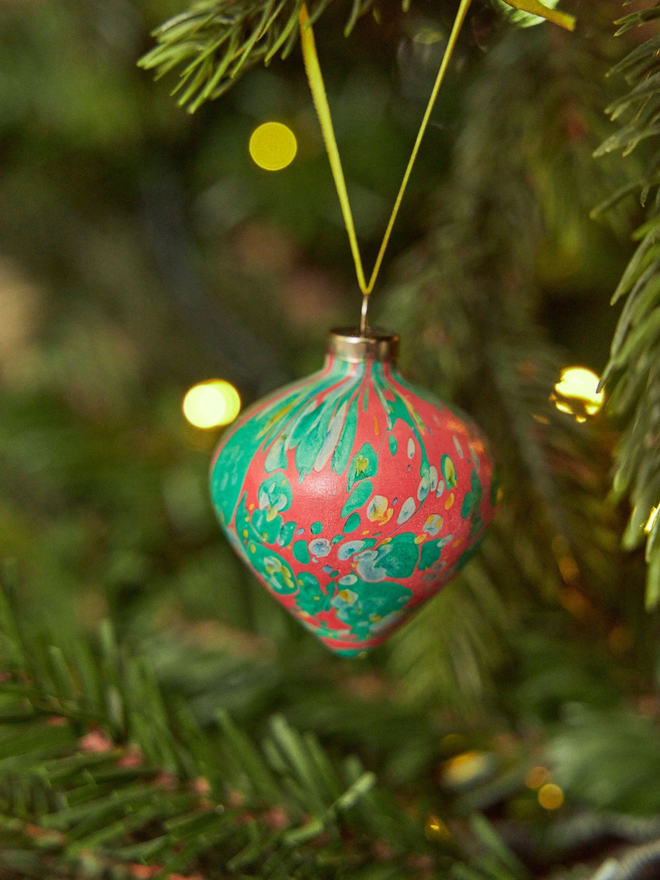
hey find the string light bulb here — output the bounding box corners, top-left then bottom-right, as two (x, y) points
(552, 366), (604, 420)
(441, 750), (496, 789)
(525, 765), (550, 790)
(249, 122), (297, 171)
(183, 380), (241, 429)
(538, 783), (564, 810)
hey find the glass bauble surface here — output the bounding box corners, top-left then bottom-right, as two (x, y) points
(210, 328), (498, 656)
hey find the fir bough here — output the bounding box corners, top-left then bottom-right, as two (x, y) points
(595, 0), (660, 609)
(137, 0), (371, 114)
(138, 0), (574, 113)
(0, 570), (432, 879)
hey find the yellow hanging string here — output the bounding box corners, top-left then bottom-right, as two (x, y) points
(299, 0), (473, 331)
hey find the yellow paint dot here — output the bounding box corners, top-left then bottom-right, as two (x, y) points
(414, 534), (426, 544)
(525, 766), (550, 790)
(249, 122), (297, 171)
(538, 783), (564, 810)
(183, 380), (241, 429)
(445, 494), (454, 510)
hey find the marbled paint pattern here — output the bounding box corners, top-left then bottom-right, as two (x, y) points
(210, 352), (498, 656)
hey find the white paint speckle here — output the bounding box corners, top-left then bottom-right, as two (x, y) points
(397, 497), (416, 524)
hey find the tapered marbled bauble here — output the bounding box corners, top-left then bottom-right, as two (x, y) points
(210, 329), (498, 656)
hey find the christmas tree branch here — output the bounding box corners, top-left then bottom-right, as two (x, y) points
(138, 0), (577, 113)
(0, 574), (437, 878)
(137, 0), (366, 113)
(0, 568), (546, 879)
(594, 1), (660, 608)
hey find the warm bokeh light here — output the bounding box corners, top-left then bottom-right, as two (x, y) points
(442, 750), (494, 788)
(424, 814), (450, 841)
(552, 366), (604, 419)
(183, 380), (241, 429)
(249, 122), (297, 171)
(646, 506), (659, 534)
(525, 765), (550, 790)
(538, 783), (564, 810)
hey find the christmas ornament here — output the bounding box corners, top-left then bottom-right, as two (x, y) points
(210, 328), (497, 656)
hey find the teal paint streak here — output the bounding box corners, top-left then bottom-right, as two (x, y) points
(264, 434), (288, 472)
(291, 380), (360, 480)
(278, 521), (296, 547)
(293, 404), (334, 478)
(296, 572), (331, 614)
(331, 395), (358, 475)
(347, 442), (378, 492)
(331, 575), (412, 640)
(353, 533), (419, 582)
(257, 548), (297, 594)
(379, 533), (420, 579)
(258, 472), (292, 514)
(420, 540), (443, 571)
(341, 480), (373, 518)
(441, 454), (457, 489)
(252, 509), (282, 544)
(293, 540), (311, 564)
(462, 470), (483, 538)
(210, 369), (335, 526)
(343, 513), (361, 533)
(372, 366), (430, 476)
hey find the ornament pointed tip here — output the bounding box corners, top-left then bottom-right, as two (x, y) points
(325, 645), (370, 658)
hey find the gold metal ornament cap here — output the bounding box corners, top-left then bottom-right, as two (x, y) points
(327, 327), (399, 364)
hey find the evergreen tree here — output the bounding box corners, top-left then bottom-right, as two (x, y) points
(1, 0), (660, 877)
